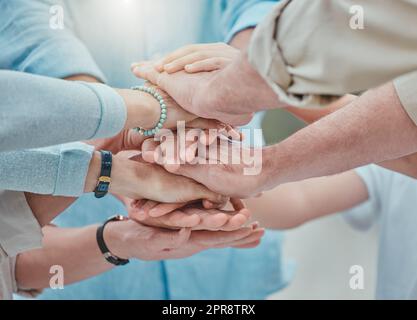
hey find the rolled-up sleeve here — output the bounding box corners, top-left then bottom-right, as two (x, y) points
(248, 0), (417, 112)
(393, 71), (417, 125)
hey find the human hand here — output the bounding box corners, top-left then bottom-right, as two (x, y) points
(151, 42), (240, 74)
(86, 151), (225, 205)
(104, 219), (264, 261)
(127, 198), (251, 231)
(141, 133), (266, 199)
(132, 51), (281, 126)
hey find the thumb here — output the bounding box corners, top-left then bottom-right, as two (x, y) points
(124, 129), (145, 150)
(132, 62), (162, 85)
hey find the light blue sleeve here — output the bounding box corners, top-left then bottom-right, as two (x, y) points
(342, 165), (389, 231)
(0, 71), (127, 196)
(0, 143), (94, 196)
(221, 0), (279, 43)
(0, 71), (126, 152)
(0, 0), (105, 81)
(0, 2), (127, 197)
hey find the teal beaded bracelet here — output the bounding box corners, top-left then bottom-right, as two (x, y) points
(131, 85), (167, 136)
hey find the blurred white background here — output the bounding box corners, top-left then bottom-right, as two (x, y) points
(268, 215), (379, 300)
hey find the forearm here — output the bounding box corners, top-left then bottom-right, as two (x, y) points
(246, 171), (368, 229)
(287, 94), (417, 179)
(263, 82), (417, 188)
(24, 194), (77, 227)
(15, 224), (114, 290)
(230, 28), (254, 50)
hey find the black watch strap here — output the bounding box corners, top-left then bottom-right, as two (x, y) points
(94, 150), (112, 199)
(96, 215), (130, 266)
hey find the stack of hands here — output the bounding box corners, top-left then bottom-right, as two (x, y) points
(85, 43), (266, 259)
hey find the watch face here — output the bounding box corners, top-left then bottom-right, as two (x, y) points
(97, 183), (109, 192)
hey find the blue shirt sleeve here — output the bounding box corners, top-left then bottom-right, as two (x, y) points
(342, 165), (388, 231)
(221, 0), (279, 43)
(0, 0), (105, 81)
(0, 71), (128, 196)
(0, 71), (126, 152)
(0, 143), (94, 197)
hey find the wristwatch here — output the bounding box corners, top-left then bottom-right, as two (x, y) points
(94, 150), (112, 199)
(96, 215), (130, 266)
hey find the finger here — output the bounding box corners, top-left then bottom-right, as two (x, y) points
(186, 118), (226, 131)
(191, 183), (225, 205)
(164, 51), (223, 74)
(216, 228), (265, 248)
(184, 207), (229, 230)
(141, 138), (159, 153)
(233, 240), (261, 249)
(230, 198), (245, 211)
(125, 129), (146, 151)
(129, 202), (148, 221)
(156, 44), (215, 71)
(141, 200), (159, 217)
(160, 210), (201, 228)
(132, 62), (162, 85)
(185, 142), (199, 163)
(141, 139), (162, 164)
(202, 197), (228, 210)
(132, 199), (147, 209)
(191, 226), (253, 247)
(225, 125), (242, 141)
(199, 129), (219, 146)
(181, 129), (201, 163)
(184, 57), (231, 73)
(148, 202), (187, 218)
(219, 112), (254, 127)
(220, 211), (251, 231)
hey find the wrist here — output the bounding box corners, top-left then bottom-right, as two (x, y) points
(259, 145), (288, 191)
(116, 89), (160, 130)
(103, 220), (132, 260)
(84, 151), (102, 193)
(239, 52), (280, 110)
(108, 155), (147, 199)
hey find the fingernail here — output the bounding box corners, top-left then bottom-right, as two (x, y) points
(230, 129), (241, 141)
(184, 64), (192, 70)
(251, 221), (260, 230)
(133, 66), (140, 74)
(131, 63), (138, 70)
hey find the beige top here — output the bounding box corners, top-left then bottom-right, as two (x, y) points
(248, 0), (417, 124)
(0, 190), (43, 300)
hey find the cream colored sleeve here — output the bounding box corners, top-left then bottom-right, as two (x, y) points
(248, 0), (417, 118)
(0, 190), (42, 260)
